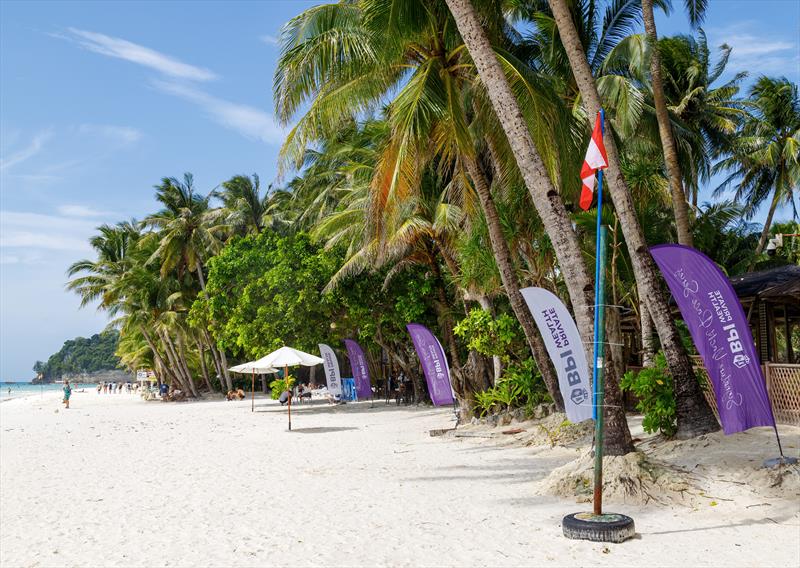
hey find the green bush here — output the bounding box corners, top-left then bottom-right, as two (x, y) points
(620, 353), (676, 437)
(269, 375), (296, 400)
(472, 358), (551, 417)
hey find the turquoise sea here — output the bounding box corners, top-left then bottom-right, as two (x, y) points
(0, 382), (96, 401)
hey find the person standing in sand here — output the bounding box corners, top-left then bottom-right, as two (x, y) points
(62, 380), (72, 409)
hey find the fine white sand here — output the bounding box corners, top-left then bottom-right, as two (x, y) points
(1, 389), (798, 567)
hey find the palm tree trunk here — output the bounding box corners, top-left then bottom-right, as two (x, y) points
(446, 0), (595, 357)
(640, 302), (656, 367)
(201, 328), (225, 390)
(158, 329), (189, 392)
(196, 263), (233, 390)
(195, 338), (214, 392)
(605, 307), (634, 454)
(176, 333), (200, 398)
(465, 158), (565, 409)
(548, 0), (719, 438)
(141, 328), (179, 386)
(749, 190), (781, 270)
(641, 0), (694, 247)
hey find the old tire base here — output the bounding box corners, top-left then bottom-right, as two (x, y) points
(562, 512), (635, 543)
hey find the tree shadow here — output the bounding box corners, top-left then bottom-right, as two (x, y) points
(289, 426), (359, 434)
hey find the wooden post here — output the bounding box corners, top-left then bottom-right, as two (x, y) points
(251, 369), (255, 412)
(286, 364), (291, 431)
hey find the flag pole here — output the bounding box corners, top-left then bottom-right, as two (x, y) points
(564, 109), (634, 542)
(591, 108), (606, 516)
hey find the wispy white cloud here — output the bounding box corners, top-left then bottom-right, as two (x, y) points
(0, 131), (52, 171)
(57, 205), (113, 218)
(0, 211), (103, 254)
(77, 124), (143, 144)
(59, 28), (217, 81)
(260, 34), (279, 46)
(151, 79), (284, 144)
(708, 22), (799, 77)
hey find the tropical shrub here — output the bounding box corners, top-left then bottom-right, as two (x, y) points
(620, 353), (676, 437)
(269, 375), (296, 400)
(472, 358), (551, 417)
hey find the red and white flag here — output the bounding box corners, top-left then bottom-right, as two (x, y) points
(579, 112), (608, 210)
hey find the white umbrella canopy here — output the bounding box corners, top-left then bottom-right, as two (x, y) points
(228, 362), (279, 412)
(229, 363), (279, 374)
(252, 346), (324, 368)
(252, 346), (324, 431)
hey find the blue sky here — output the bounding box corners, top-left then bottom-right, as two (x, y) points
(1, 1), (798, 380)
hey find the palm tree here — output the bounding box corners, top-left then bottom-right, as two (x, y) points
(715, 77), (800, 269)
(657, 32), (746, 207)
(216, 174), (271, 235)
(640, 0), (703, 245)
(274, 1), (569, 409)
(143, 173), (233, 391)
(544, 0), (719, 439)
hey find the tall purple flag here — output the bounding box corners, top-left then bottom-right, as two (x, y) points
(343, 339), (372, 400)
(650, 244), (776, 434)
(407, 323), (455, 406)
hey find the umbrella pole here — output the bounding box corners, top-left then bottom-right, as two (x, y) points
(251, 370), (255, 412)
(286, 365), (291, 431)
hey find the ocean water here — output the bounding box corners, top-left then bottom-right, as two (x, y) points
(0, 382), (96, 401)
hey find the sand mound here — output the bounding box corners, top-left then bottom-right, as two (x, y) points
(534, 450), (696, 506)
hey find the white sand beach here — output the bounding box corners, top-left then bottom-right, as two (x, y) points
(1, 390), (798, 568)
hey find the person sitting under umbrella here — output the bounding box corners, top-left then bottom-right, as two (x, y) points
(279, 390), (292, 406)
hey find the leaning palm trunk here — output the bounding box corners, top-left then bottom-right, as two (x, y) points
(201, 328), (226, 390)
(445, 0), (595, 360)
(159, 329), (192, 394)
(141, 328), (179, 387)
(196, 339), (214, 392)
(196, 264), (233, 391)
(641, 0), (694, 246)
(176, 333), (200, 398)
(466, 158), (565, 409)
(548, 0), (719, 439)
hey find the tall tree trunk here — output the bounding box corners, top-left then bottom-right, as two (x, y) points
(202, 329), (225, 390)
(641, 0), (694, 247)
(196, 338), (214, 392)
(749, 190), (781, 270)
(175, 333), (199, 398)
(604, 306), (635, 454)
(640, 302), (656, 367)
(158, 329), (189, 392)
(548, 0), (719, 438)
(465, 158), (565, 409)
(446, 0), (595, 358)
(196, 264), (233, 390)
(142, 328), (178, 387)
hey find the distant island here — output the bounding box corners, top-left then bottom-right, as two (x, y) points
(32, 330), (128, 384)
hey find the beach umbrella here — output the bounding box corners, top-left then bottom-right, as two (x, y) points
(229, 362), (279, 412)
(251, 347), (324, 430)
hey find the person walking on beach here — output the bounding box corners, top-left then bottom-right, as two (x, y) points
(62, 380), (72, 409)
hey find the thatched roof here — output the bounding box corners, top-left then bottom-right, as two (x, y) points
(729, 265), (800, 302)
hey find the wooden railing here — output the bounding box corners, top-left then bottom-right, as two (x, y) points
(696, 363), (800, 426)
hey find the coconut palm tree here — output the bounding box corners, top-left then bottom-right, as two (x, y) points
(640, 0), (706, 245)
(543, 0), (719, 439)
(657, 32), (746, 207)
(714, 77), (800, 269)
(274, 0), (570, 408)
(216, 173), (271, 236)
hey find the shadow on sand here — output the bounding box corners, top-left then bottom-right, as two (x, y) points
(289, 426), (359, 434)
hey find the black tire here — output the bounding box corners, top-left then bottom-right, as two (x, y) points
(562, 512), (635, 543)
